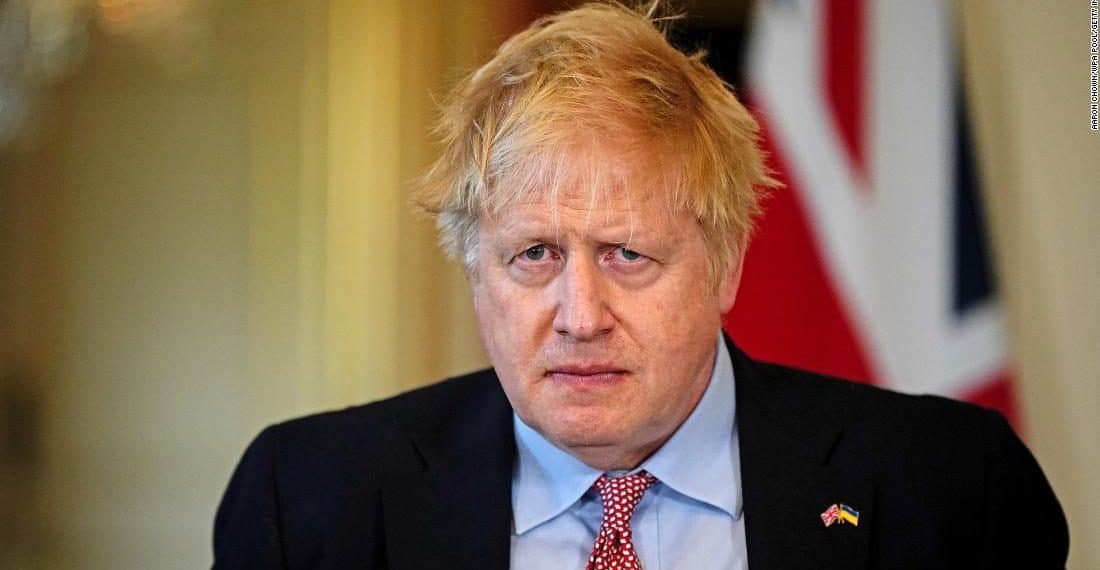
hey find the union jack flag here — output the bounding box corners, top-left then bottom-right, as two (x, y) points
(820, 503), (840, 527)
(727, 0), (1016, 423)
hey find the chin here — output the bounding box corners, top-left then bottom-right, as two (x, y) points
(515, 390), (638, 447)
(540, 412), (630, 450)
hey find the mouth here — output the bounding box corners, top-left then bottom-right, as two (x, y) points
(544, 364), (630, 384)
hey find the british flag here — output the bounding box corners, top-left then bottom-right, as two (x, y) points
(726, 0), (1016, 424)
(820, 503), (840, 527)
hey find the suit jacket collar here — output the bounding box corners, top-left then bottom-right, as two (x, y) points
(730, 336), (873, 569)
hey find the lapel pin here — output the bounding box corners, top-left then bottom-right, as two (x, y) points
(838, 504), (860, 526)
(821, 503), (860, 527)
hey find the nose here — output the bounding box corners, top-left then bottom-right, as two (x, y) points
(553, 254), (615, 340)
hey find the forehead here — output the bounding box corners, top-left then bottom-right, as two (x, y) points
(481, 183), (699, 249)
(482, 135), (690, 236)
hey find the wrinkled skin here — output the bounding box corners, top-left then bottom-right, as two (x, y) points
(471, 183), (743, 470)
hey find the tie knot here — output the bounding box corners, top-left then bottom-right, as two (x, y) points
(593, 472), (657, 530)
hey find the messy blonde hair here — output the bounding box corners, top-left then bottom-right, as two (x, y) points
(414, 1), (776, 283)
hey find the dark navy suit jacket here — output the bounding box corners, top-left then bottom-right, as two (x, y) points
(213, 339), (1068, 569)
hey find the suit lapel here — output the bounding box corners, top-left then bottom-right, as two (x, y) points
(382, 375), (514, 570)
(731, 339), (874, 570)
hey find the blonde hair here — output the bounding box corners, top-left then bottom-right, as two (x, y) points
(414, 0), (776, 282)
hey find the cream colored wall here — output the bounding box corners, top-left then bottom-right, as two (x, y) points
(0, 4), (305, 565)
(960, 2), (1100, 568)
(6, 42), (253, 570)
(0, 0), (507, 567)
(321, 0), (500, 409)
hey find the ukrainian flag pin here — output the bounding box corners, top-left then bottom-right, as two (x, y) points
(838, 504), (860, 526)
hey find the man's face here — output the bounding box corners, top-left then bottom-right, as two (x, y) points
(470, 178), (741, 470)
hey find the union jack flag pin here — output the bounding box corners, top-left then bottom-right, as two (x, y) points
(820, 503), (840, 527)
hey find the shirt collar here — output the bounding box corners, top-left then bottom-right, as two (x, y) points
(512, 412), (602, 534)
(511, 332), (741, 534)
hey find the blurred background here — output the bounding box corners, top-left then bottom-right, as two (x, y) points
(0, 0), (1095, 568)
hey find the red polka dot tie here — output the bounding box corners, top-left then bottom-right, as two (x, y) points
(585, 472), (658, 570)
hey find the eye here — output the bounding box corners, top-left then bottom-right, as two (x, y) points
(614, 247), (645, 262)
(521, 244), (549, 261)
(620, 247), (642, 261)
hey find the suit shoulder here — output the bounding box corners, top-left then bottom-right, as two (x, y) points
(756, 359), (993, 412)
(750, 359), (1006, 446)
(269, 367), (501, 448)
(224, 367), (504, 517)
(215, 371), (500, 567)
(748, 358), (1040, 492)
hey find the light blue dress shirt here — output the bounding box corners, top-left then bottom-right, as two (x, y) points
(510, 334), (748, 569)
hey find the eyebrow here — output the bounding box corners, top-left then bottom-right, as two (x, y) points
(492, 218), (647, 245)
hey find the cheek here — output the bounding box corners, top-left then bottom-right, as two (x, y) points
(619, 271), (721, 395)
(472, 271), (545, 365)
(473, 281), (510, 350)
(641, 275), (719, 337)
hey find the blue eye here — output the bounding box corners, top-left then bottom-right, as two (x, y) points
(619, 247), (642, 261)
(523, 245), (548, 261)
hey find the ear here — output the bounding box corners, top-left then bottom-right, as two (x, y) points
(717, 238), (747, 314)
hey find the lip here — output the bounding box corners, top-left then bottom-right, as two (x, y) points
(547, 363), (628, 375)
(545, 364), (629, 384)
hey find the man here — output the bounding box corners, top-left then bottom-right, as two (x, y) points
(213, 2), (1068, 568)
